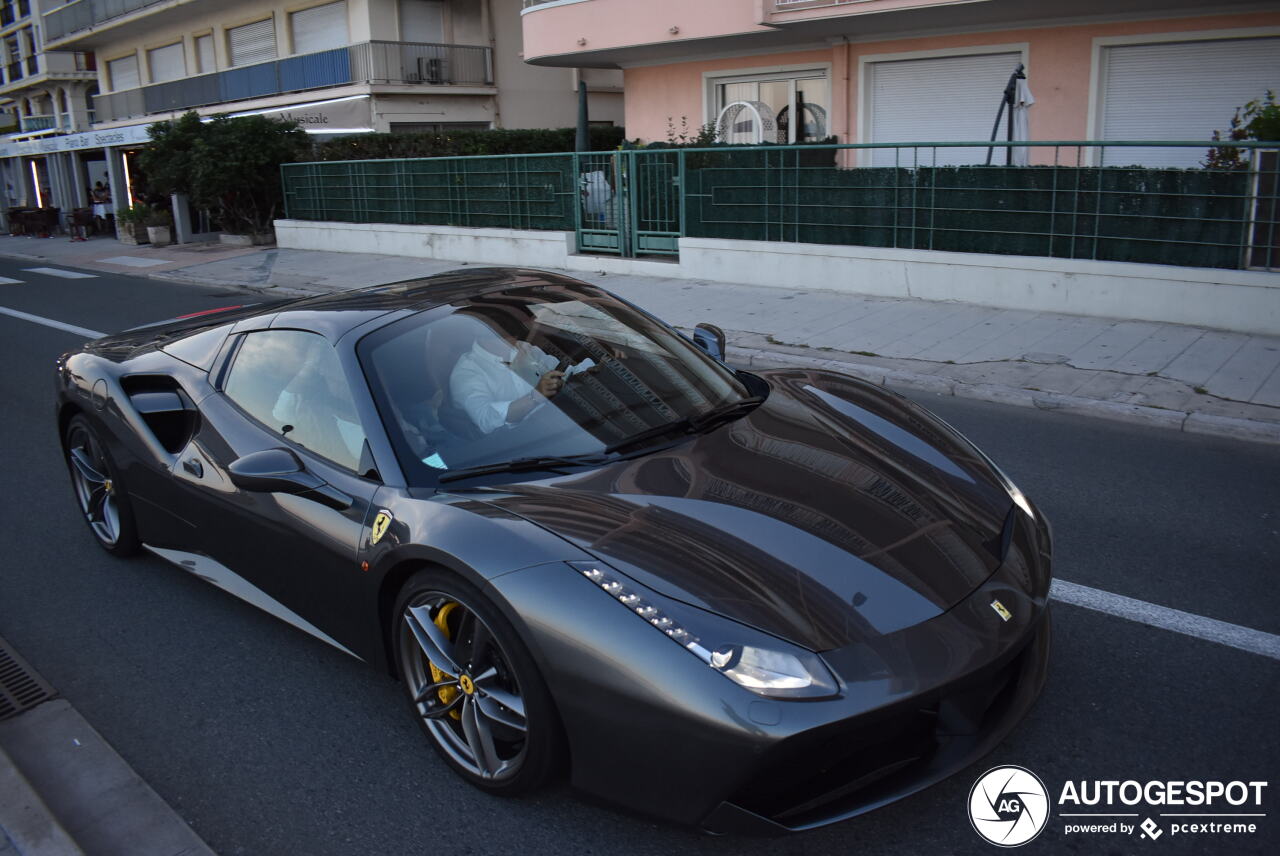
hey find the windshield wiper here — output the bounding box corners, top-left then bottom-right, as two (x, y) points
(605, 395), (765, 454)
(688, 395), (764, 433)
(437, 452), (617, 483)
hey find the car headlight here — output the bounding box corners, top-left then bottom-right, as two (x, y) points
(571, 562), (839, 699)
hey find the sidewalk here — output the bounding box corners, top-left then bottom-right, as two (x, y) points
(0, 637), (214, 856)
(3, 232), (1279, 444)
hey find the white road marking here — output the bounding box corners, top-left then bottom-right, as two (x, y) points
(0, 305), (103, 338)
(98, 255), (167, 268)
(0, 277), (22, 284)
(1051, 579), (1280, 661)
(22, 266), (97, 279)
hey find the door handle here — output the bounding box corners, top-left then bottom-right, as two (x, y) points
(183, 457), (204, 478)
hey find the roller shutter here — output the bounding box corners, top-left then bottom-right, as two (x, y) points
(228, 18), (277, 68)
(291, 2), (349, 55)
(107, 54), (139, 91)
(195, 34), (215, 73)
(147, 42), (186, 83)
(1100, 38), (1280, 167)
(867, 51), (1022, 166)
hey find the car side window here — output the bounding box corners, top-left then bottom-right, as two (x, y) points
(223, 329), (367, 472)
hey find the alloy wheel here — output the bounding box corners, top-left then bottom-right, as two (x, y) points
(67, 424), (122, 547)
(399, 592), (529, 782)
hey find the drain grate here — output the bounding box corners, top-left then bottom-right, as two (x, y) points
(0, 635), (57, 721)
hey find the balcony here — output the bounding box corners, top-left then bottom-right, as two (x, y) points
(2, 56), (35, 83)
(42, 0), (173, 44)
(764, 0), (998, 18)
(19, 113), (57, 131)
(0, 50), (97, 94)
(93, 41), (494, 124)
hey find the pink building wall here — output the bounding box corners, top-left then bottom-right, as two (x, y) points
(522, 0), (770, 64)
(618, 11), (1280, 145)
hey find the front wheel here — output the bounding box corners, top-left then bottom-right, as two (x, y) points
(64, 413), (139, 556)
(393, 570), (562, 794)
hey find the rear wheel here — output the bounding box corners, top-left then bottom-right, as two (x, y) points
(393, 570), (561, 794)
(64, 414), (139, 556)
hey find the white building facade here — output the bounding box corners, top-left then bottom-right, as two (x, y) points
(2, 0), (623, 225)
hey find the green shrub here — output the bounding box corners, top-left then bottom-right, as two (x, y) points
(115, 203), (151, 226)
(311, 126), (626, 161)
(142, 111), (308, 234)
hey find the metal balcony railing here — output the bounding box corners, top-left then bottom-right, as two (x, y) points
(43, 0), (170, 44)
(94, 40), (493, 123)
(20, 113), (56, 131)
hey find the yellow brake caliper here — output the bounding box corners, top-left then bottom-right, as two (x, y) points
(428, 602), (462, 721)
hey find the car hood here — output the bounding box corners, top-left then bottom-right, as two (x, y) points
(469, 369), (1014, 651)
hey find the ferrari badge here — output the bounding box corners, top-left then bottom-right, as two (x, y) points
(371, 510), (393, 545)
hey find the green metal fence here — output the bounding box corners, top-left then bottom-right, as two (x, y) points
(282, 140), (1279, 272)
(282, 153), (578, 231)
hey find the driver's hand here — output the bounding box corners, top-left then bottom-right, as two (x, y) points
(535, 370), (565, 398)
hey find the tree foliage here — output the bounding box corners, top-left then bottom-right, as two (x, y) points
(1204, 90), (1280, 170)
(141, 111), (308, 234)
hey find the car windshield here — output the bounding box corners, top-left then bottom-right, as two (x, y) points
(359, 281), (750, 483)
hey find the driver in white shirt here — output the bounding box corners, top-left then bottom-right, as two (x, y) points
(449, 327), (569, 435)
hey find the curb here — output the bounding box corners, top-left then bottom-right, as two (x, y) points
(0, 701), (216, 856)
(0, 745), (84, 856)
(729, 345), (1280, 446)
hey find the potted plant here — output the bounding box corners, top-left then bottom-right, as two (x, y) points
(115, 204), (151, 245)
(145, 208), (173, 246)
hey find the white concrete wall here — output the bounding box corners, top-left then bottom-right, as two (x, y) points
(276, 219), (574, 268)
(274, 220), (1280, 335)
(679, 239), (1280, 335)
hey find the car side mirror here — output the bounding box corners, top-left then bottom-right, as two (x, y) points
(228, 448), (352, 511)
(693, 323), (726, 362)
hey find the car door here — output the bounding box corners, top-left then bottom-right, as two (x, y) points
(166, 327), (380, 657)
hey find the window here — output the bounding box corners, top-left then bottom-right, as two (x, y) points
(389, 121), (489, 134)
(711, 70), (829, 144)
(224, 330), (367, 472)
(107, 53), (140, 91)
(195, 33), (215, 74)
(1099, 37), (1280, 168)
(227, 18), (277, 67)
(291, 1), (349, 54)
(360, 283), (747, 482)
(864, 51), (1021, 166)
(147, 42), (186, 83)
(399, 0), (445, 44)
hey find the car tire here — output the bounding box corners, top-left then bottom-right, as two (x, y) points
(64, 413), (140, 556)
(393, 568), (563, 794)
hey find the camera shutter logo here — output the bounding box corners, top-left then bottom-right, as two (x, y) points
(969, 765), (1050, 847)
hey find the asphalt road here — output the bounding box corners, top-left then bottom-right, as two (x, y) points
(1, 256), (1277, 855)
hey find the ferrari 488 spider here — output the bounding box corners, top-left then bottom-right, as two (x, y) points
(56, 268), (1051, 833)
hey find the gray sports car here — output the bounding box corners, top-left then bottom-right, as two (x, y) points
(56, 268), (1051, 833)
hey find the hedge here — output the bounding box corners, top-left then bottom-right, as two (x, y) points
(311, 126), (627, 161)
